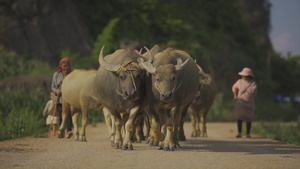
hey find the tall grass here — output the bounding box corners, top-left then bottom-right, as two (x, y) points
(0, 90), (48, 141)
(252, 122), (300, 146)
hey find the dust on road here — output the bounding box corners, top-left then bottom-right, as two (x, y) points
(1, 122), (300, 169)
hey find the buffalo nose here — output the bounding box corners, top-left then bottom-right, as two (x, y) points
(194, 95), (201, 101)
(161, 92), (174, 100)
(125, 91), (138, 98)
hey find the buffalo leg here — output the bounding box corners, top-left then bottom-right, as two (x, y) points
(195, 110), (201, 137)
(112, 112), (122, 149)
(79, 108), (88, 142)
(200, 109), (208, 137)
(189, 107), (197, 137)
(103, 107), (115, 145)
(103, 108), (112, 138)
(145, 106), (164, 146)
(72, 110), (80, 141)
(122, 106), (139, 150)
(178, 105), (189, 141)
(161, 109), (174, 151)
(172, 107), (182, 148)
(58, 100), (69, 138)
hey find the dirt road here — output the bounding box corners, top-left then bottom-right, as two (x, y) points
(1, 122), (299, 169)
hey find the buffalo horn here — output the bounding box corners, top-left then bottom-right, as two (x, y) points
(99, 46), (120, 72)
(175, 58), (189, 71)
(196, 63), (204, 73)
(138, 46), (156, 73)
(138, 60), (156, 74)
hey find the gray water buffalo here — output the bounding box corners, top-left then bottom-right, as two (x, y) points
(94, 46), (164, 150)
(179, 64), (216, 140)
(58, 69), (102, 141)
(139, 48), (199, 151)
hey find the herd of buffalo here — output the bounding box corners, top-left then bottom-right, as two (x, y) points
(57, 45), (216, 151)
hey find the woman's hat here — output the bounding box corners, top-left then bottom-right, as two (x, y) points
(238, 67), (254, 77)
(59, 57), (71, 66)
(57, 58), (71, 72)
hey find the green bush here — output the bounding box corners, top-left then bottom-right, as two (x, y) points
(0, 47), (53, 81)
(255, 98), (298, 121)
(0, 89), (48, 141)
(208, 92), (236, 122)
(252, 122), (300, 146)
(0, 107), (47, 140)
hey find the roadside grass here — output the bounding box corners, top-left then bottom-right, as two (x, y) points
(0, 89), (105, 141)
(252, 121), (300, 146)
(0, 89), (49, 141)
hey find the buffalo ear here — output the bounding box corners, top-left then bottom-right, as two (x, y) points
(199, 72), (211, 85)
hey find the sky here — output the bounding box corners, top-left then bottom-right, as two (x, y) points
(269, 0), (300, 56)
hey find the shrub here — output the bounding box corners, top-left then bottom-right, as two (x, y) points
(0, 89), (48, 141)
(208, 92), (235, 122)
(252, 122), (300, 146)
(0, 106), (47, 141)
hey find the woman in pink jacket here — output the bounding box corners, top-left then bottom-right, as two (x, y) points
(232, 67), (257, 138)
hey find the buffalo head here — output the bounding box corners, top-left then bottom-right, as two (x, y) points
(193, 64), (212, 104)
(99, 46), (145, 101)
(139, 48), (189, 102)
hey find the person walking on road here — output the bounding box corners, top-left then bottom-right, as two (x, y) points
(51, 57), (73, 138)
(43, 92), (59, 136)
(232, 67), (257, 138)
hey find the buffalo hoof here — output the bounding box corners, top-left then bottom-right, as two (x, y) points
(122, 145), (128, 150)
(163, 147), (170, 151)
(153, 141), (159, 146)
(128, 145), (133, 150)
(79, 139), (87, 142)
(149, 142), (154, 146)
(58, 133), (64, 138)
(113, 143), (121, 149)
(163, 147), (175, 151)
(57, 131), (65, 138)
(75, 138), (80, 141)
(201, 133), (208, 138)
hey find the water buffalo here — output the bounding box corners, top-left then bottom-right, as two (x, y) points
(140, 45), (163, 145)
(139, 48), (199, 151)
(94, 46), (164, 150)
(179, 64), (216, 140)
(58, 69), (102, 141)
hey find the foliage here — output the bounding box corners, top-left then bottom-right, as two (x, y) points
(73, 0), (294, 102)
(270, 53), (300, 96)
(208, 92), (236, 121)
(0, 90), (48, 141)
(255, 97), (298, 121)
(0, 47), (53, 81)
(92, 18), (120, 59)
(59, 50), (96, 69)
(252, 122), (300, 146)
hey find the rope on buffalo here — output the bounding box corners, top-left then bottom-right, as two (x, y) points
(116, 60), (141, 91)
